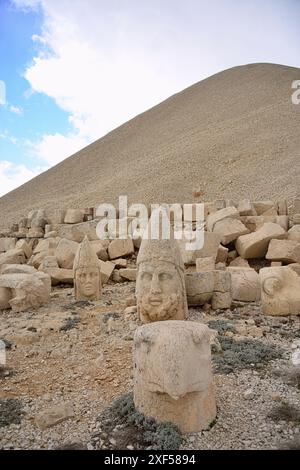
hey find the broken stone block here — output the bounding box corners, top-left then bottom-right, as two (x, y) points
(56, 220), (99, 242)
(276, 200), (288, 216)
(177, 232), (221, 265)
(287, 225), (300, 242)
(108, 239), (134, 260)
(35, 403), (74, 430)
(112, 258), (127, 268)
(0, 238), (16, 253)
(229, 256), (250, 268)
(215, 262), (226, 270)
(227, 267), (260, 302)
(99, 260), (115, 284)
(216, 245), (228, 263)
(27, 228), (44, 238)
(262, 207), (278, 216)
(119, 268), (137, 281)
(259, 265), (300, 316)
(0, 267), (51, 312)
(0, 248), (26, 268)
(185, 272), (214, 306)
(90, 240), (108, 261)
(211, 291), (232, 309)
(213, 218), (249, 245)
(252, 201), (276, 215)
(266, 239), (300, 264)
(293, 214), (300, 225)
(133, 321), (217, 433)
(206, 206), (239, 232)
(271, 261), (282, 267)
(55, 238), (79, 269)
(235, 222), (286, 259)
(64, 209), (84, 224)
(196, 257), (215, 272)
(212, 270), (231, 293)
(15, 239), (32, 259)
(237, 200), (257, 216)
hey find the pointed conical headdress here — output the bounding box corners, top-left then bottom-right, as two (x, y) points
(73, 236), (99, 270)
(137, 237), (184, 272)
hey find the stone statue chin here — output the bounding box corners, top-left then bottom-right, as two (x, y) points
(73, 236), (101, 301)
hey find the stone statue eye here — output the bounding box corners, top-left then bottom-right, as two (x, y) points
(159, 273), (172, 281)
(142, 272), (152, 281)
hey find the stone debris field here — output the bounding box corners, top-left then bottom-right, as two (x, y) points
(0, 198), (300, 450)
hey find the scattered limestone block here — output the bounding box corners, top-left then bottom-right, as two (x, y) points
(39, 256), (59, 269)
(15, 239), (32, 259)
(206, 206), (239, 232)
(0, 238), (16, 253)
(56, 220), (99, 242)
(111, 270), (122, 283)
(214, 199), (226, 210)
(293, 214), (300, 225)
(90, 240), (108, 261)
(216, 245), (228, 263)
(177, 232), (221, 265)
(44, 231), (58, 239)
(294, 198), (300, 214)
(227, 267), (261, 302)
(287, 225), (300, 242)
(213, 218), (249, 245)
(99, 260), (115, 284)
(64, 209), (84, 224)
(119, 268), (137, 281)
(211, 291), (232, 309)
(259, 265), (300, 316)
(55, 238), (79, 269)
(185, 272), (214, 306)
(215, 262), (226, 270)
(212, 270), (231, 293)
(0, 267), (51, 312)
(196, 257), (215, 272)
(0, 248), (26, 268)
(235, 222), (286, 259)
(229, 256), (250, 268)
(39, 258), (73, 286)
(276, 200), (288, 216)
(133, 321), (216, 433)
(35, 403), (74, 430)
(252, 201), (275, 215)
(237, 200), (257, 216)
(266, 239), (300, 264)
(262, 207), (278, 216)
(108, 239), (134, 260)
(27, 228), (44, 238)
(113, 258), (127, 268)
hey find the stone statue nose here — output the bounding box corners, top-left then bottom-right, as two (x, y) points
(150, 274), (162, 294)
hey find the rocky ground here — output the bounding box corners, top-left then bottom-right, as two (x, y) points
(0, 281), (300, 450)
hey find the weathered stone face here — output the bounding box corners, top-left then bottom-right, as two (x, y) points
(259, 265), (300, 316)
(73, 236), (101, 301)
(75, 267), (100, 300)
(136, 259), (187, 323)
(133, 321), (216, 433)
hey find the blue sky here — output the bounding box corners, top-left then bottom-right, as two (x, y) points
(0, 0), (300, 196)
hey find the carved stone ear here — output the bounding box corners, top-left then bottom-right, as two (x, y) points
(263, 276), (282, 297)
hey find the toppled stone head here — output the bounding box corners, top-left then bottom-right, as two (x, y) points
(133, 321), (217, 433)
(136, 238), (188, 323)
(73, 236), (101, 301)
(260, 264), (300, 316)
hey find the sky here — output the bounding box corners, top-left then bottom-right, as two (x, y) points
(0, 0), (300, 197)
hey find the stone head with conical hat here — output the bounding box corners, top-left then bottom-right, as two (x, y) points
(73, 236), (101, 301)
(136, 236), (188, 323)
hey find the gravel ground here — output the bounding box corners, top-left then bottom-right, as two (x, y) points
(0, 282), (300, 450)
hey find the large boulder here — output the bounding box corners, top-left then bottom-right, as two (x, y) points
(266, 239), (300, 264)
(287, 225), (300, 242)
(55, 238), (79, 269)
(227, 267), (260, 302)
(108, 239), (134, 260)
(235, 223), (286, 259)
(185, 272), (214, 306)
(206, 206), (239, 232)
(64, 209), (84, 225)
(213, 218), (249, 245)
(177, 232), (221, 265)
(0, 248), (26, 267)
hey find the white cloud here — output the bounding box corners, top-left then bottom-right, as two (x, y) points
(9, 105), (23, 115)
(11, 0), (300, 168)
(0, 161), (41, 197)
(0, 80), (6, 106)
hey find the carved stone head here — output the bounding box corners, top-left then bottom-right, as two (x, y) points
(73, 236), (101, 301)
(133, 321), (217, 432)
(260, 264), (300, 316)
(136, 238), (188, 323)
